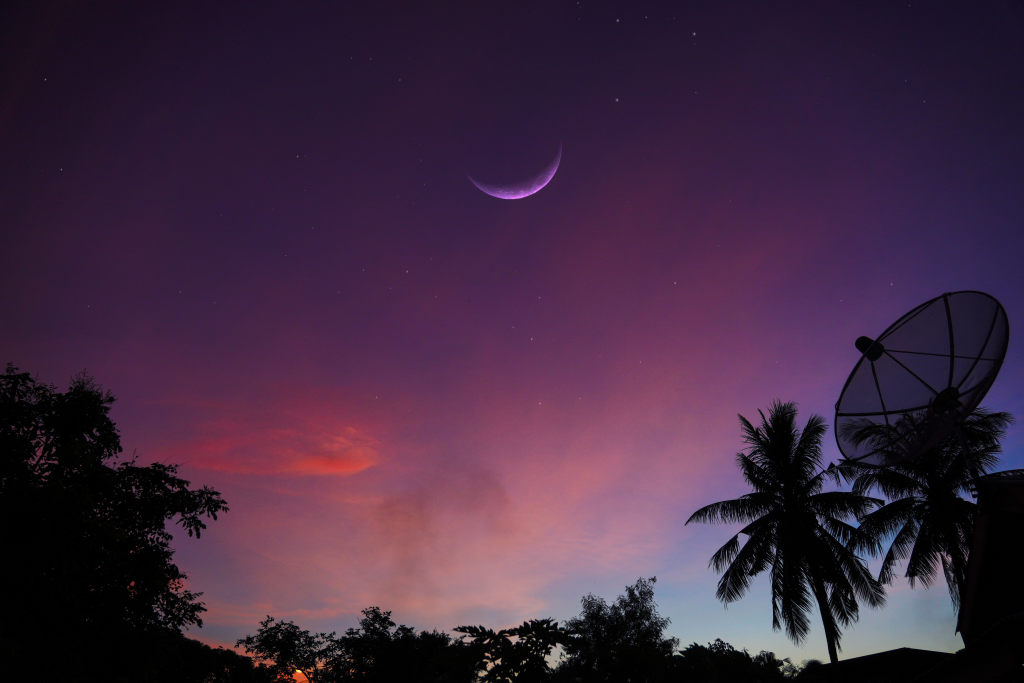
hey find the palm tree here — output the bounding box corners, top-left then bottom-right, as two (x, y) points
(844, 408), (1015, 611)
(686, 400), (885, 665)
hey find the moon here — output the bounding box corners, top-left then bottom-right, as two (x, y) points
(468, 144), (561, 200)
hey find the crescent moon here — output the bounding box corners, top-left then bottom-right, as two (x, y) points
(468, 144), (561, 200)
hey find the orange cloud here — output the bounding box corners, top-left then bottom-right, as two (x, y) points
(170, 403), (379, 477)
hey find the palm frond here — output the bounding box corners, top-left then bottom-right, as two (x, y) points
(941, 554), (964, 610)
(715, 530), (774, 603)
(876, 517), (918, 585)
(851, 465), (920, 500)
(856, 497), (919, 547)
(775, 553), (815, 644)
(903, 521), (942, 589)
(824, 534), (886, 609)
(735, 453), (780, 494)
(793, 413), (828, 481)
(708, 535), (741, 573)
(809, 490), (883, 522)
(819, 516), (859, 547)
(686, 495), (772, 525)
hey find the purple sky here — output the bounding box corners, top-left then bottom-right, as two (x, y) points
(2, 0), (1023, 663)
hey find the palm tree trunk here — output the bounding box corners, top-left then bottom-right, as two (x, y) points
(811, 577), (839, 665)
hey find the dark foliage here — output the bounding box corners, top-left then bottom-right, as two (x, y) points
(240, 608), (485, 682)
(843, 408), (1015, 611)
(237, 616), (340, 682)
(36, 628), (278, 683)
(241, 599), (820, 683)
(452, 618), (569, 682)
(337, 607), (483, 683)
(686, 401), (885, 664)
(554, 577), (678, 683)
(674, 639), (799, 682)
(0, 365), (232, 681)
(145, 631), (279, 683)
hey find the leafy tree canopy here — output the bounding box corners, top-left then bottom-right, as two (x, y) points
(237, 616), (340, 682)
(454, 618), (569, 683)
(554, 576), (678, 682)
(675, 639), (800, 682)
(240, 608), (484, 683)
(337, 607), (483, 683)
(0, 365), (229, 680)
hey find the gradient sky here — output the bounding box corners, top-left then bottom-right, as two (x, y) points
(3, 0), (1024, 664)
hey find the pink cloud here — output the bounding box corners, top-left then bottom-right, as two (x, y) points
(160, 400), (379, 477)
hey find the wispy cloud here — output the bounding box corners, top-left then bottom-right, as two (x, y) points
(167, 404), (379, 477)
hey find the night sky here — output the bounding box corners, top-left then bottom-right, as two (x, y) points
(3, 0), (1024, 663)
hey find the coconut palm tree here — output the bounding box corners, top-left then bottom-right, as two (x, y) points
(843, 408), (1015, 611)
(686, 400), (885, 665)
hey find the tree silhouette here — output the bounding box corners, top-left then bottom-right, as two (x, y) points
(239, 608), (484, 682)
(334, 606), (483, 682)
(455, 619), (570, 682)
(843, 408), (1015, 611)
(686, 400), (885, 664)
(554, 577), (678, 682)
(674, 639), (798, 682)
(237, 616), (340, 682)
(0, 365), (229, 681)
(159, 631), (278, 682)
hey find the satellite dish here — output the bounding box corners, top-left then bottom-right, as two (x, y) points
(835, 291), (1009, 468)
